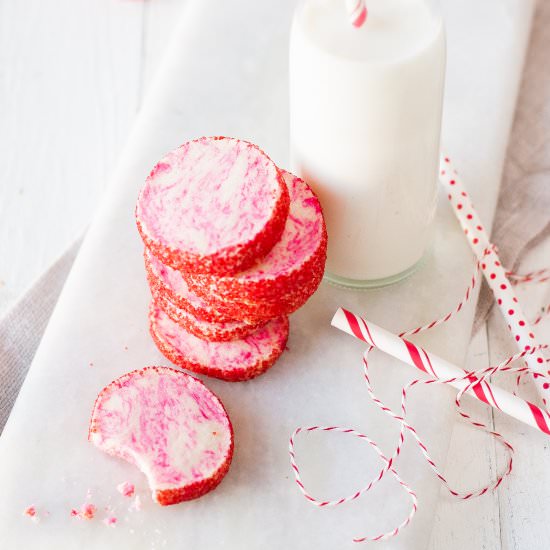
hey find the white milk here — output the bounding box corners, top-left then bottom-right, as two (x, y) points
(289, 0), (445, 286)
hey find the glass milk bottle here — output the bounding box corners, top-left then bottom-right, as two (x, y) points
(289, 0), (446, 288)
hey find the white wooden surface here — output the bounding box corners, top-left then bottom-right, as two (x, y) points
(0, 1), (547, 548)
(0, 0), (182, 317)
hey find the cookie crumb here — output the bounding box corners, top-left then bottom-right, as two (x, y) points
(129, 495), (142, 512)
(117, 481), (135, 498)
(23, 506), (36, 517)
(23, 505), (40, 522)
(71, 503), (96, 520)
(103, 517), (117, 527)
(81, 504), (96, 519)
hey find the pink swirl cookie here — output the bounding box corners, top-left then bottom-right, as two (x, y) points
(151, 284), (265, 342)
(149, 302), (289, 381)
(89, 366), (233, 505)
(147, 248), (323, 323)
(186, 171), (327, 320)
(136, 137), (290, 275)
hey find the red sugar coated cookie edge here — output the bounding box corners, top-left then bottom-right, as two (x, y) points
(188, 236), (327, 322)
(149, 306), (290, 382)
(88, 366), (234, 505)
(151, 285), (265, 342)
(144, 251), (238, 324)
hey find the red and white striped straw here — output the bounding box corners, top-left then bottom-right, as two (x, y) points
(440, 154), (550, 405)
(332, 308), (550, 437)
(346, 0), (368, 28)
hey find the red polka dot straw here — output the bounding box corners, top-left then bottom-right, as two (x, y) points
(439, 154), (549, 405)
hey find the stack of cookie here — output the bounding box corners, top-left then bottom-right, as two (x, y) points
(135, 136), (327, 381)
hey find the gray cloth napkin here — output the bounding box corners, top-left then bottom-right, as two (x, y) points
(473, 1), (550, 332)
(1, 1), (549, 433)
(0, 238), (81, 432)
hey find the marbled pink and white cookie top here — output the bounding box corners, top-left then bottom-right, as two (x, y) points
(224, 170), (325, 281)
(136, 137), (289, 275)
(89, 367), (233, 504)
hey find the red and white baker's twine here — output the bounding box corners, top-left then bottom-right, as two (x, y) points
(346, 0), (368, 28)
(289, 425), (418, 543)
(289, 157), (550, 543)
